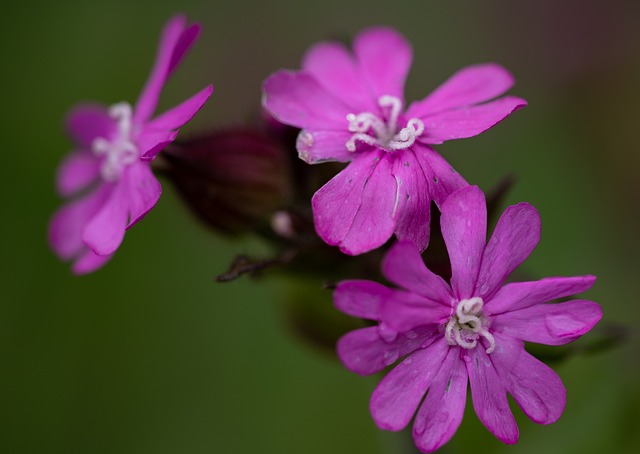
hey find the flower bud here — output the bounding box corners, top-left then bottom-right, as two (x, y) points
(157, 128), (292, 235)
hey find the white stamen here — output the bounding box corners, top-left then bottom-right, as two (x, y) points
(91, 102), (139, 181)
(444, 297), (495, 354)
(345, 95), (424, 152)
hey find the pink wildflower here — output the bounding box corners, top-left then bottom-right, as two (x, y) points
(262, 27), (526, 255)
(334, 185), (602, 452)
(49, 15), (213, 274)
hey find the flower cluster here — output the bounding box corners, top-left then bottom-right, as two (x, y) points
(261, 26), (601, 451)
(50, 18), (601, 453)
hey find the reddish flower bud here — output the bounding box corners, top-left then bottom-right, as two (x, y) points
(157, 128), (292, 234)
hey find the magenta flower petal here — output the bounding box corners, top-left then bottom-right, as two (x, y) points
(382, 241), (453, 303)
(167, 21), (200, 76)
(56, 151), (100, 197)
(407, 63), (516, 118)
(509, 353), (565, 424)
(137, 129), (179, 159)
(312, 152), (398, 255)
(123, 162), (162, 228)
(476, 203), (541, 299)
(467, 346), (519, 444)
(353, 27), (412, 101)
(492, 334), (566, 424)
(412, 143), (468, 206)
(495, 299), (603, 346)
(65, 104), (114, 148)
(486, 275), (596, 315)
(413, 347), (468, 453)
(145, 84), (213, 133)
(49, 184), (112, 260)
(370, 339), (449, 431)
(440, 186), (487, 300)
(337, 157), (399, 254)
(262, 71), (351, 129)
(391, 150), (432, 251)
(82, 183), (129, 256)
(419, 96), (527, 145)
(334, 280), (392, 320)
(296, 129), (354, 164)
(337, 326), (436, 376)
(134, 15), (200, 124)
(380, 290), (449, 333)
(302, 41), (374, 111)
(72, 249), (114, 275)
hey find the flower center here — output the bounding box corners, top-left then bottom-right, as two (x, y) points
(91, 102), (139, 182)
(345, 95), (424, 152)
(444, 297), (495, 354)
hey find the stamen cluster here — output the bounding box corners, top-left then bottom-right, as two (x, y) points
(91, 102), (139, 182)
(444, 297), (495, 354)
(345, 95), (424, 152)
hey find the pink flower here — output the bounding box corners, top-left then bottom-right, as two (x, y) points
(49, 15), (213, 274)
(262, 27), (526, 255)
(334, 185), (602, 452)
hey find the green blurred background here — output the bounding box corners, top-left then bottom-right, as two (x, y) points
(2, 0), (639, 452)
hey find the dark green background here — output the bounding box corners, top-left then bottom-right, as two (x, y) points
(2, 1), (639, 452)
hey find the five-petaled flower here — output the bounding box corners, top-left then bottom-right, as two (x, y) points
(49, 15), (213, 274)
(262, 27), (526, 255)
(334, 185), (602, 453)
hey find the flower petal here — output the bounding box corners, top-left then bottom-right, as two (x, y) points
(296, 129), (354, 164)
(49, 184), (112, 260)
(492, 333), (566, 424)
(486, 275), (597, 315)
(137, 128), (178, 159)
(65, 104), (114, 148)
(412, 143), (468, 206)
(82, 181), (129, 256)
(475, 202), (541, 300)
(382, 241), (453, 303)
(55, 151), (100, 197)
(338, 155), (399, 254)
(334, 280), (392, 320)
(72, 249), (114, 275)
(407, 63), (516, 118)
(440, 186), (487, 300)
(144, 84), (213, 137)
(494, 299), (602, 346)
(370, 338), (449, 431)
(380, 289), (450, 333)
(353, 27), (412, 101)
(337, 326), (437, 376)
(417, 96), (527, 145)
(312, 151), (397, 255)
(302, 41), (375, 112)
(122, 162), (162, 228)
(134, 15), (200, 123)
(391, 150), (432, 252)
(413, 347), (468, 453)
(466, 345), (519, 444)
(262, 70), (352, 129)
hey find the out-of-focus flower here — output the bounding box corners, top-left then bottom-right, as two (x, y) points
(263, 27), (525, 255)
(49, 15), (213, 274)
(334, 185), (601, 452)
